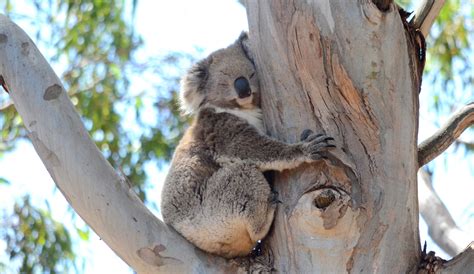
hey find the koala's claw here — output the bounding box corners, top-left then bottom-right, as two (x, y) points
(305, 134), (334, 143)
(251, 240), (263, 258)
(301, 133), (336, 160)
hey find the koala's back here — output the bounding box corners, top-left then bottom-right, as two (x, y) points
(161, 109), (275, 258)
(161, 123), (217, 225)
(161, 108), (252, 225)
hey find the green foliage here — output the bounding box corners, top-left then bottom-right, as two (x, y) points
(0, 102), (22, 155)
(424, 0), (473, 111)
(0, 0), (193, 272)
(1, 196), (75, 273)
(0, 177), (10, 185)
(396, 0), (473, 138)
(76, 227), (90, 241)
(0, 0), (192, 200)
(395, 0), (412, 8)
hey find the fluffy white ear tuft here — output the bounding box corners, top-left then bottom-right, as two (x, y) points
(179, 78), (205, 115)
(179, 57), (211, 115)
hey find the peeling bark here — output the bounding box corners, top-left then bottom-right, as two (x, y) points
(246, 0), (420, 272)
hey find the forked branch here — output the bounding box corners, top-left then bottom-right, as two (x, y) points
(411, 0), (447, 37)
(440, 243), (474, 273)
(0, 14), (224, 272)
(418, 169), (471, 256)
(418, 102), (474, 167)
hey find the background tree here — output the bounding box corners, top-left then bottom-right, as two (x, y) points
(0, 0), (472, 272)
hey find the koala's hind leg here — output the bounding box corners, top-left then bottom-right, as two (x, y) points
(190, 163), (276, 258)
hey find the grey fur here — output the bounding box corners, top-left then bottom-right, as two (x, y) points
(161, 33), (335, 258)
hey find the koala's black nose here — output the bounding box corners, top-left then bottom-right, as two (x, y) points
(234, 77), (251, 98)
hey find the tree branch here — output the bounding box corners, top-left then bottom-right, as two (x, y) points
(440, 243), (474, 273)
(411, 0), (447, 37)
(0, 14), (231, 272)
(418, 102), (474, 167)
(418, 169), (471, 256)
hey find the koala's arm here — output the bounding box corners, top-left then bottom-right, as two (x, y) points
(201, 109), (334, 171)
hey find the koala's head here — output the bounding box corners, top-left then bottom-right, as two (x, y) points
(179, 33), (259, 115)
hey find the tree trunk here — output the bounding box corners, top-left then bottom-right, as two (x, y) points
(245, 0), (421, 272)
(1, 1), (472, 273)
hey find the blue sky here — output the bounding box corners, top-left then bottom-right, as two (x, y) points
(0, 0), (472, 273)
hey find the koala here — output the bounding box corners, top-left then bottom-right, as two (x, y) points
(161, 33), (335, 258)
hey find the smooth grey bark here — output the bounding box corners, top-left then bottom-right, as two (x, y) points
(412, 0), (447, 36)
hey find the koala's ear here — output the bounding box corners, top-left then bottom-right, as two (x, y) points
(238, 32), (255, 66)
(238, 31), (248, 42)
(179, 57), (212, 114)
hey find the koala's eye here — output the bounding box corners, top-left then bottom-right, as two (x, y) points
(234, 77), (251, 98)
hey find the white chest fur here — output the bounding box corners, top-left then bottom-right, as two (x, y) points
(211, 106), (265, 134)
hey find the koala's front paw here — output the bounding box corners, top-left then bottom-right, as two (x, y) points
(300, 130), (335, 160)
